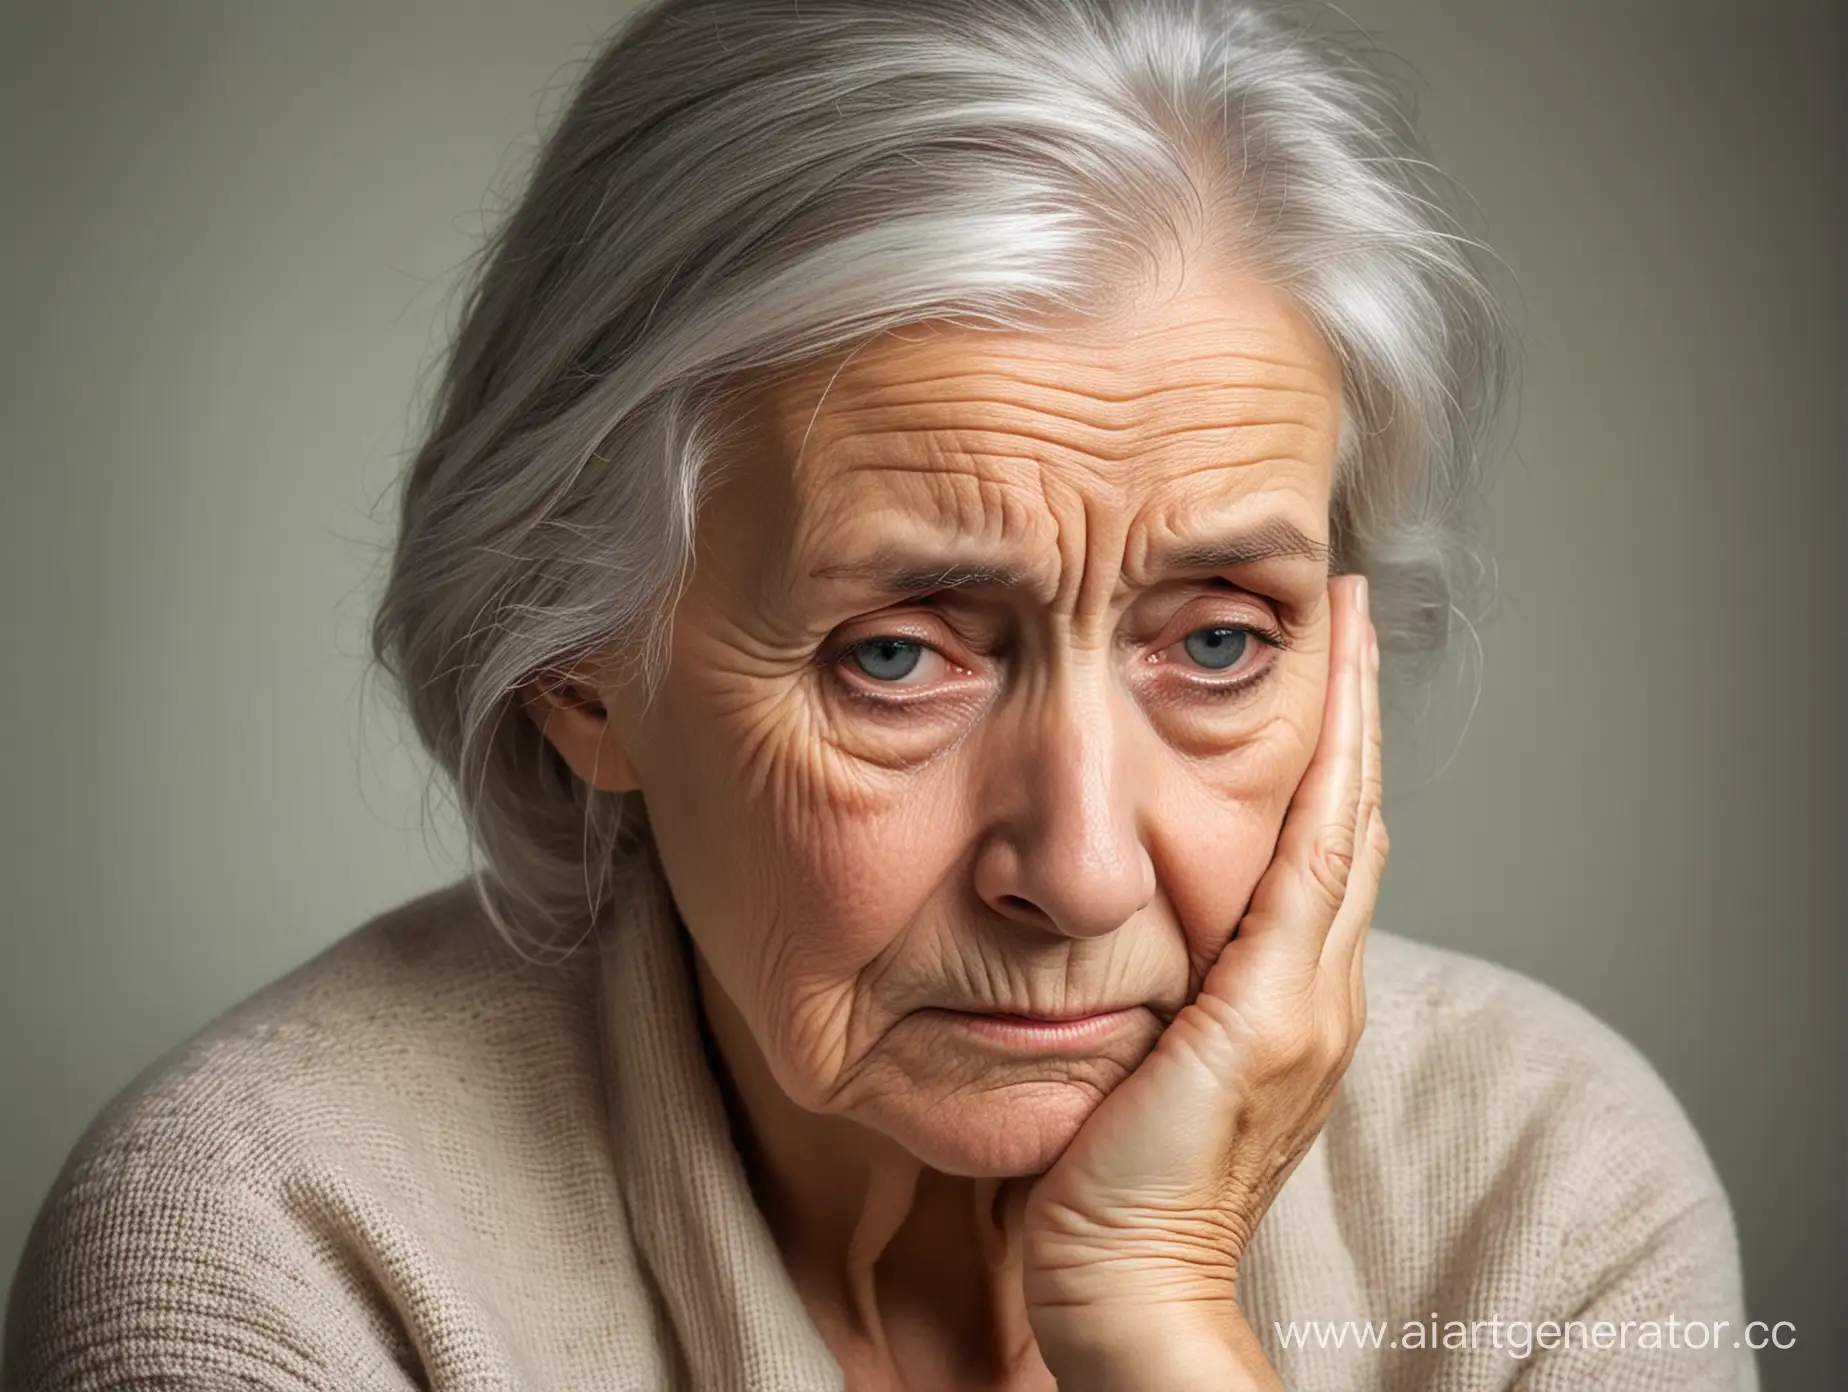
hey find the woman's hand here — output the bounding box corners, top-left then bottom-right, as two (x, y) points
(1019, 573), (1386, 1391)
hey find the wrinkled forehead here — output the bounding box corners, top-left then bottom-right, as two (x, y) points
(711, 266), (1345, 586)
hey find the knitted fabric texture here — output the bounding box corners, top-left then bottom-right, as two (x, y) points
(3, 863), (1756, 1390)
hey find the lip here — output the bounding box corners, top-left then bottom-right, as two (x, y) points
(933, 1005), (1143, 1051)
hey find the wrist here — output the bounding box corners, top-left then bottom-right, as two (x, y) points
(1031, 1301), (1279, 1392)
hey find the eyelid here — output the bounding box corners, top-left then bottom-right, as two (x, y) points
(825, 627), (968, 702)
(1156, 619), (1284, 668)
(823, 598), (1296, 708)
(1211, 616), (1291, 651)
(826, 614), (958, 665)
(1155, 592), (1295, 649)
(1142, 613), (1291, 706)
(829, 642), (988, 716)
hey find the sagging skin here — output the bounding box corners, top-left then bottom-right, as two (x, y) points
(526, 251), (1352, 1389)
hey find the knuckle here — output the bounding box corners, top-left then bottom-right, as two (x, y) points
(1314, 1020), (1351, 1072)
(1251, 1015), (1320, 1080)
(1307, 825), (1357, 905)
(1272, 1009), (1352, 1078)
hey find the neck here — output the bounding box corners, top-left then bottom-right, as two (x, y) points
(688, 943), (1041, 1383)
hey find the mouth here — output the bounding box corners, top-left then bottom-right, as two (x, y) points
(929, 1004), (1146, 1051)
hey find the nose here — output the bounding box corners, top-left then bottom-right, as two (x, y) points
(970, 675), (1157, 940)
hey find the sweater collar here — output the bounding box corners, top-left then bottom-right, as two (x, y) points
(596, 853), (845, 1392)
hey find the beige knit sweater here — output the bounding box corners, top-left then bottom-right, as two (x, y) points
(4, 861), (1757, 1391)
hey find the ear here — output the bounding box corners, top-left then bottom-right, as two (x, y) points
(518, 670), (643, 794)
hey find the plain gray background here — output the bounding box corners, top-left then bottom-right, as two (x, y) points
(3, 1), (1843, 1385)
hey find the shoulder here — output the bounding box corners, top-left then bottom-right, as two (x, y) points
(1327, 929), (1748, 1330)
(36, 877), (611, 1192)
(2, 881), (622, 1391)
(1353, 927), (1717, 1167)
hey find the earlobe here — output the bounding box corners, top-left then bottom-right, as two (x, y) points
(519, 677), (643, 793)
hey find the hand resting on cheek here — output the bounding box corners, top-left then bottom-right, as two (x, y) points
(1017, 572), (1383, 1391)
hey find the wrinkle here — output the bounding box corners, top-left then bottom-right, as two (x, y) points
(843, 1153), (924, 1359)
(829, 352), (1335, 401)
(628, 254), (1343, 1376)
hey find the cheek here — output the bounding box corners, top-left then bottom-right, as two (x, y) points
(1155, 698), (1322, 981)
(781, 767), (959, 980)
(636, 667), (965, 1077)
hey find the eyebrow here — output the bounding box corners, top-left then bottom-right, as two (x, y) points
(808, 556), (1031, 594)
(1160, 516), (1333, 573)
(808, 515), (1333, 594)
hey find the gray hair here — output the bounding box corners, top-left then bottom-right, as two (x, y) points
(367, 0), (1517, 955)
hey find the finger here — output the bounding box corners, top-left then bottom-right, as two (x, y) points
(1340, 811), (1382, 1026)
(1349, 924), (1371, 1040)
(1323, 607), (1385, 980)
(1232, 573), (1370, 964)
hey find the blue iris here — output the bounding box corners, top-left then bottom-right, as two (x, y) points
(852, 639), (924, 681)
(1183, 627), (1248, 670)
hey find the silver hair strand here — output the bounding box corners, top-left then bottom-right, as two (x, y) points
(366, 0), (1518, 956)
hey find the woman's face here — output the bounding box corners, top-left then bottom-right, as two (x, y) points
(570, 259), (1344, 1177)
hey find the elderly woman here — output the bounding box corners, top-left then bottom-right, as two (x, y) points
(5, 1), (1754, 1389)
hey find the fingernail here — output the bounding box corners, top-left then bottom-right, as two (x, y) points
(1370, 629), (1380, 667)
(1355, 574), (1369, 617)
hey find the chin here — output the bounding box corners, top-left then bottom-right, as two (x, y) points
(868, 1079), (1104, 1177)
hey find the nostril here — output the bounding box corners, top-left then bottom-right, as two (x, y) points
(994, 894), (1068, 934)
(995, 892), (1054, 928)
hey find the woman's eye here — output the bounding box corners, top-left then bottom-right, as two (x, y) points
(848, 637), (927, 682)
(1180, 626), (1252, 671)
